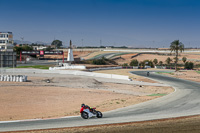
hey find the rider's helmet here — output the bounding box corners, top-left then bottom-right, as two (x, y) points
(81, 103), (85, 107)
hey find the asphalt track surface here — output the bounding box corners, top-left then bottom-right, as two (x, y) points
(1, 71), (200, 132)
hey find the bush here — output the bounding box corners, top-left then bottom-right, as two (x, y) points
(92, 59), (106, 65)
(122, 63), (128, 67)
(185, 62), (194, 69)
(140, 60), (154, 68)
(130, 59), (138, 66)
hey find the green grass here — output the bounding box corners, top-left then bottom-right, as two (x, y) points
(196, 71), (200, 74)
(147, 93), (167, 96)
(156, 72), (174, 75)
(16, 65), (50, 69)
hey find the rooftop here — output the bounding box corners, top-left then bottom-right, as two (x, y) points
(0, 32), (12, 34)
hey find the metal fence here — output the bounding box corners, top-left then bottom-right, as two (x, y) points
(0, 52), (16, 67)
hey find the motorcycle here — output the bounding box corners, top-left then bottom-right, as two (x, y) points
(147, 72), (150, 76)
(80, 107), (103, 119)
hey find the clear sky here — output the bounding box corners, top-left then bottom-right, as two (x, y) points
(1, 0), (200, 48)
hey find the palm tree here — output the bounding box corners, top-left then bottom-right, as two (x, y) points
(170, 40), (184, 71)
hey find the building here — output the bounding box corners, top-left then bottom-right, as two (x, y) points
(0, 32), (13, 51)
(32, 45), (47, 50)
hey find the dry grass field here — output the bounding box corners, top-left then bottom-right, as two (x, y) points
(94, 69), (158, 83)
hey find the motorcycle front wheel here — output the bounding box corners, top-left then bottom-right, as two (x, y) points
(96, 111), (103, 118)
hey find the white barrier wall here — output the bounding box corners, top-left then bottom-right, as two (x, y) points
(2, 69), (129, 80)
(0, 75), (27, 82)
(49, 65), (86, 70)
(88, 67), (122, 72)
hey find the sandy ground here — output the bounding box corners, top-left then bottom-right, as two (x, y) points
(94, 69), (158, 83)
(0, 74), (173, 121)
(105, 52), (200, 65)
(158, 70), (200, 83)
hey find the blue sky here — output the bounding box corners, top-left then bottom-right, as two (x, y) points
(1, 0), (200, 48)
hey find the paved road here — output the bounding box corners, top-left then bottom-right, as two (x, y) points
(1, 71), (200, 132)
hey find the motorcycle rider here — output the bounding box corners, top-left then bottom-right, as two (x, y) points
(80, 104), (94, 113)
(147, 72), (150, 76)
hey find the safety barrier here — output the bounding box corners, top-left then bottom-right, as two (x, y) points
(88, 67), (122, 72)
(0, 75), (27, 82)
(2, 68), (129, 80)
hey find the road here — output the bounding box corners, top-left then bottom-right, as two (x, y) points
(0, 71), (200, 132)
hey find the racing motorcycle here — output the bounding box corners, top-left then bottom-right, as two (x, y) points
(80, 107), (103, 119)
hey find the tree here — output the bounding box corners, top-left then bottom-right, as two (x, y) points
(92, 58), (106, 65)
(13, 45), (33, 59)
(170, 40), (184, 71)
(130, 59), (139, 66)
(182, 57), (187, 64)
(153, 58), (158, 65)
(122, 63), (128, 67)
(140, 60), (154, 68)
(185, 62), (194, 69)
(159, 61), (163, 66)
(51, 40), (62, 48)
(165, 57), (172, 65)
(44, 46), (53, 51)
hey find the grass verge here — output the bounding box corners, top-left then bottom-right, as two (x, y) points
(156, 72), (174, 75)
(16, 65), (50, 69)
(147, 93), (167, 96)
(196, 71), (200, 74)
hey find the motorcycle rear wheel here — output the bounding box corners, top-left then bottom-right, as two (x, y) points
(81, 112), (89, 119)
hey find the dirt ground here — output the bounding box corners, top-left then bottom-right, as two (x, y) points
(106, 52), (200, 66)
(0, 74), (173, 121)
(94, 69), (158, 83)
(158, 70), (200, 83)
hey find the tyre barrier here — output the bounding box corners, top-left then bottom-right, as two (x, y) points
(0, 75), (27, 82)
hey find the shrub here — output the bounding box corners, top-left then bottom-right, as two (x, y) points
(144, 60), (154, 68)
(185, 62), (194, 69)
(122, 63), (128, 67)
(92, 59), (106, 65)
(130, 59), (138, 66)
(182, 57), (187, 64)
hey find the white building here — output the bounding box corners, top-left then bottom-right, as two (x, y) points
(0, 32), (13, 51)
(32, 45), (47, 50)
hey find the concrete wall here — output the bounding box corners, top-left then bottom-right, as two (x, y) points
(88, 66), (122, 71)
(2, 68), (129, 80)
(49, 65), (86, 70)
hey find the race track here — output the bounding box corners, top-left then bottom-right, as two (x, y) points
(1, 71), (200, 132)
